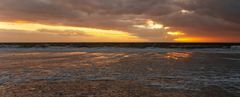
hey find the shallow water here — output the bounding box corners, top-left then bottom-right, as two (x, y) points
(0, 48), (240, 96)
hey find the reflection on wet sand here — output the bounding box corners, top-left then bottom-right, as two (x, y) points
(0, 51), (239, 97)
(164, 52), (192, 60)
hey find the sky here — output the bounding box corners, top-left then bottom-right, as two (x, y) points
(0, 0), (240, 42)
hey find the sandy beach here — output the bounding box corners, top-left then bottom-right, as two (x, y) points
(0, 48), (239, 97)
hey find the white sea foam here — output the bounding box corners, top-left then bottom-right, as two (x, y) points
(231, 45), (240, 49)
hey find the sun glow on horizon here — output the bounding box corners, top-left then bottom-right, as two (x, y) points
(0, 21), (147, 42)
(0, 21), (232, 42)
(174, 37), (214, 42)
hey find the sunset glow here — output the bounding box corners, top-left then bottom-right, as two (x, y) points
(0, 21), (146, 42)
(167, 31), (185, 36)
(133, 20), (164, 30)
(0, 22), (129, 37)
(0, 0), (239, 42)
(0, 1), (239, 96)
(174, 37), (215, 42)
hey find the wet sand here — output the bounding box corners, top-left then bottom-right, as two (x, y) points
(0, 49), (239, 97)
(1, 80), (237, 97)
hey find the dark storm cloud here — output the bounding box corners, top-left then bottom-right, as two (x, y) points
(0, 0), (239, 41)
(158, 11), (240, 37)
(0, 0), (179, 25)
(179, 0), (240, 24)
(161, 0), (240, 39)
(0, 0), (79, 22)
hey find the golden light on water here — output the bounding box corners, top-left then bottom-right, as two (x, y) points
(164, 52), (192, 60)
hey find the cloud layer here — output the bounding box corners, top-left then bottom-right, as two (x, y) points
(0, 0), (239, 42)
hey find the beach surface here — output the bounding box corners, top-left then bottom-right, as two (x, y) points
(0, 47), (239, 97)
